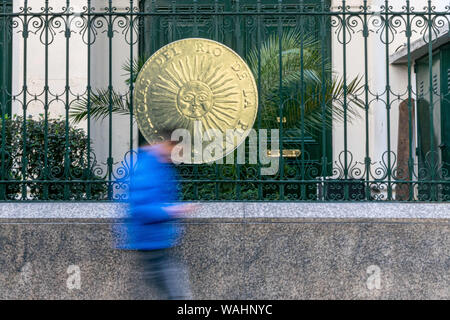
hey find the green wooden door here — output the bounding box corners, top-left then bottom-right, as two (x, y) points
(138, 0), (332, 200)
(416, 43), (450, 200)
(439, 44), (450, 200)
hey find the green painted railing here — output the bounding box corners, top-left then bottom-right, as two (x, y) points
(0, 1), (449, 201)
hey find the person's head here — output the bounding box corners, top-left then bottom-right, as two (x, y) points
(143, 127), (178, 163)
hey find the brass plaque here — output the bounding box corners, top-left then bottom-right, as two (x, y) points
(267, 149), (301, 158)
(134, 38), (258, 163)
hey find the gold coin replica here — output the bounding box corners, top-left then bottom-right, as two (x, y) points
(134, 38), (258, 163)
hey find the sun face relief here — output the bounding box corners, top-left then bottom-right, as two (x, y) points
(134, 38), (258, 163)
(177, 81), (214, 119)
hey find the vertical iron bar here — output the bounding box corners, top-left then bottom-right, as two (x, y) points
(170, 0), (175, 42)
(299, 0), (306, 200)
(191, 0), (198, 199)
(64, 0), (71, 200)
(342, 0), (349, 200)
(406, 0), (414, 201)
(363, 0), (371, 200)
(235, 0), (242, 54)
(427, 0), (435, 201)
(21, 0), (28, 200)
(384, 0), (392, 201)
(107, 0), (114, 200)
(129, 0), (134, 185)
(235, 0), (241, 199)
(278, 0), (284, 200)
(0, 0), (8, 199)
(193, 0), (198, 37)
(214, 0), (219, 41)
(257, 0), (262, 200)
(191, 0), (198, 201)
(320, 0), (328, 201)
(43, 0), (49, 200)
(86, 0), (92, 199)
(214, 0), (219, 199)
(150, 0), (156, 53)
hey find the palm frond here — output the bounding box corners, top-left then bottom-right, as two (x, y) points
(247, 29), (365, 134)
(70, 55), (149, 123)
(122, 54), (150, 85)
(70, 89), (130, 124)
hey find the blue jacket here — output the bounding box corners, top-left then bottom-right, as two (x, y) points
(117, 146), (181, 250)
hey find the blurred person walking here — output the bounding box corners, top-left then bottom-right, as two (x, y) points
(116, 129), (193, 300)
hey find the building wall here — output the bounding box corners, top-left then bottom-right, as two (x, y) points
(331, 0), (448, 181)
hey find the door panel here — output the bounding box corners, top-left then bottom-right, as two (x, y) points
(416, 44), (450, 200)
(138, 0), (332, 200)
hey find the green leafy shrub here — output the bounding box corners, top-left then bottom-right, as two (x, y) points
(0, 115), (106, 200)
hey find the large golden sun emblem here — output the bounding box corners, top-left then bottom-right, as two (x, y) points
(134, 38), (258, 163)
(156, 55), (238, 125)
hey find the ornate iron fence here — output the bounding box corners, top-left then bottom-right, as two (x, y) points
(0, 0), (449, 201)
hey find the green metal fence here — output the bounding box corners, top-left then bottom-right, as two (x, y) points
(0, 0), (449, 201)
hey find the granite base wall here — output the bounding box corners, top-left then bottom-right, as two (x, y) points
(0, 208), (448, 299)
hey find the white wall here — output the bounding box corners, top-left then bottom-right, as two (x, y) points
(331, 0), (447, 185)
